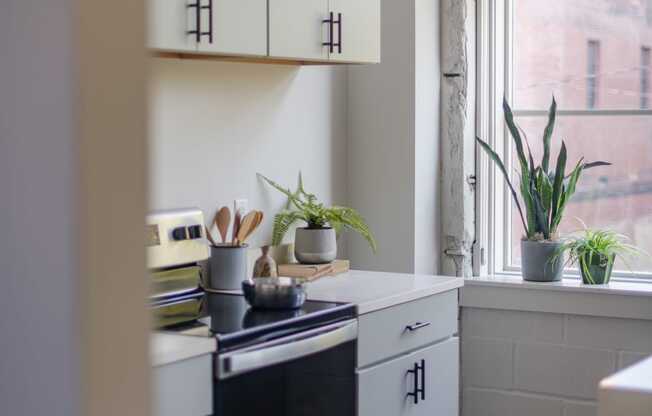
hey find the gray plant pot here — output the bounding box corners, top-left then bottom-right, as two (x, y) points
(521, 240), (564, 282)
(294, 227), (337, 264)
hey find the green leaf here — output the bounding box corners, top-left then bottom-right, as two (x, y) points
(550, 141), (567, 234)
(476, 136), (529, 235)
(271, 210), (306, 246)
(541, 97), (557, 173)
(531, 180), (550, 239)
(503, 98), (531, 176)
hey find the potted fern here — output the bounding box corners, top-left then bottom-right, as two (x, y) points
(557, 225), (642, 284)
(476, 98), (610, 281)
(258, 173), (377, 264)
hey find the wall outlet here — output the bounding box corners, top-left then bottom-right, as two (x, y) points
(234, 199), (248, 215)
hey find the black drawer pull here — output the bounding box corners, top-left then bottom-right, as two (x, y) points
(322, 12), (334, 53)
(200, 0), (213, 43)
(406, 360), (425, 404)
(405, 321), (431, 332)
(333, 12), (342, 53)
(187, 1), (201, 43)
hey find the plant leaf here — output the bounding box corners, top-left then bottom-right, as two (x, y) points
(503, 98), (530, 176)
(541, 97), (557, 174)
(550, 141), (567, 234)
(476, 136), (529, 235)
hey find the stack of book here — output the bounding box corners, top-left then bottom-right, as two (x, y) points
(277, 259), (350, 281)
(149, 265), (204, 328)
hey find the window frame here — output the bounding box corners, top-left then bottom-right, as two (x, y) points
(475, 0), (652, 281)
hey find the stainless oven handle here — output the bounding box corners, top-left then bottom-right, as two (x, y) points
(217, 319), (357, 379)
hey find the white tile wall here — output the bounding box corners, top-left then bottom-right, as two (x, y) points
(461, 308), (564, 343)
(565, 315), (652, 352)
(563, 401), (597, 416)
(462, 307), (652, 416)
(515, 343), (615, 399)
(463, 388), (563, 416)
(462, 337), (514, 389)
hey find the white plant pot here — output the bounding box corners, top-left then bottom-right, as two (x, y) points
(294, 227), (337, 264)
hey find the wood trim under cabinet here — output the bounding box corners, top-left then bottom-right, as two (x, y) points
(152, 51), (360, 66)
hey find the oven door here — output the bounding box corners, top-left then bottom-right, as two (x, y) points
(214, 319), (357, 416)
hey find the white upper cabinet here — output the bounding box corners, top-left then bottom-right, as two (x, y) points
(268, 0), (329, 61)
(328, 0), (380, 63)
(148, 0), (198, 52)
(197, 0), (267, 56)
(148, 0), (380, 63)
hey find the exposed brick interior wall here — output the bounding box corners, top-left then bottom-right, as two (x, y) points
(460, 307), (652, 416)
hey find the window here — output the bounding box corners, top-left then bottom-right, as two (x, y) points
(587, 40), (601, 109)
(642, 46), (651, 109)
(477, 0), (652, 279)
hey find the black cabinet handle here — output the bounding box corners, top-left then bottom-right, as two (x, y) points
(406, 360), (425, 404)
(420, 359), (426, 401)
(322, 12), (334, 53)
(334, 13), (342, 53)
(406, 362), (419, 404)
(405, 321), (431, 332)
(187, 1), (201, 43)
(200, 0), (213, 43)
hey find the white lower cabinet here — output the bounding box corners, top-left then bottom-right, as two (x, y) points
(153, 354), (213, 416)
(358, 337), (459, 416)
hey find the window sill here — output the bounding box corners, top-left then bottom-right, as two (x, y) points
(461, 275), (652, 320)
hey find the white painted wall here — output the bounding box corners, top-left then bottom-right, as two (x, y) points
(348, 0), (441, 273)
(149, 59), (349, 252)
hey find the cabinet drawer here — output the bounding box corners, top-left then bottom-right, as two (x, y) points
(357, 290), (457, 368)
(357, 337), (459, 416)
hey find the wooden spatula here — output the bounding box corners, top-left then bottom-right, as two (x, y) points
(215, 206), (230, 244)
(236, 211), (258, 245)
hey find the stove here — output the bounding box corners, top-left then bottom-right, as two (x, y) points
(161, 292), (358, 415)
(164, 292), (355, 351)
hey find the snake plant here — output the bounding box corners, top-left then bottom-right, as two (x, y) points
(476, 97), (611, 241)
(257, 172), (377, 252)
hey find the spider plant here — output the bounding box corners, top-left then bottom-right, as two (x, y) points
(257, 173), (377, 252)
(476, 97), (611, 241)
(556, 223), (642, 284)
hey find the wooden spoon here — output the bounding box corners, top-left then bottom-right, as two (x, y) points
(215, 206), (231, 243)
(205, 225), (217, 246)
(232, 210), (242, 245)
(236, 211), (258, 245)
(238, 210), (264, 244)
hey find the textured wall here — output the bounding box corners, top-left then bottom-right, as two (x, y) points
(461, 307), (652, 416)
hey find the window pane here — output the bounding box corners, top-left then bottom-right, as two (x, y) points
(509, 116), (652, 273)
(513, 0), (652, 110)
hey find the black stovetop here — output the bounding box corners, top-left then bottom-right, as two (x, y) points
(161, 292), (355, 352)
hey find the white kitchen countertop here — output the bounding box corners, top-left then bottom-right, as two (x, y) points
(306, 270), (463, 314)
(598, 355), (652, 416)
(151, 333), (216, 367)
(151, 270), (462, 365)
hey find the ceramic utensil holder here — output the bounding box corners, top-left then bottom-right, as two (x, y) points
(208, 244), (248, 290)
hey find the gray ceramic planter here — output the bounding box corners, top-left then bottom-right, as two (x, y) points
(294, 227), (337, 264)
(521, 240), (564, 282)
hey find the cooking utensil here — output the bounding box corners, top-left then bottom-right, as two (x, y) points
(205, 225), (217, 246)
(242, 277), (307, 309)
(232, 210), (242, 245)
(215, 206), (231, 244)
(236, 210), (263, 244)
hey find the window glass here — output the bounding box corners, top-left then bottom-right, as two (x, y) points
(513, 0), (652, 110)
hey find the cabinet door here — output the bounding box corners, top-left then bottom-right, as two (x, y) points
(196, 0), (267, 56)
(358, 338), (459, 416)
(269, 0), (329, 60)
(328, 0), (380, 63)
(153, 354), (212, 416)
(148, 0), (198, 52)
